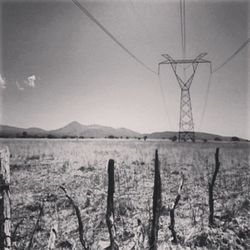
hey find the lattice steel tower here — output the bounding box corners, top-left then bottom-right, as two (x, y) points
(159, 53), (210, 142)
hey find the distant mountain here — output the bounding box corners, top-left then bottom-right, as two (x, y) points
(0, 122), (247, 141)
(0, 125), (48, 137)
(0, 121), (140, 138)
(146, 131), (244, 141)
(26, 127), (48, 136)
(50, 121), (140, 138)
(0, 125), (24, 137)
(49, 121), (87, 137)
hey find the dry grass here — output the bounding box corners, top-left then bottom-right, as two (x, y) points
(0, 138), (249, 249)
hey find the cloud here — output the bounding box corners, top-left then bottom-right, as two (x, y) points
(25, 75), (36, 88)
(0, 74), (7, 89)
(16, 81), (24, 91)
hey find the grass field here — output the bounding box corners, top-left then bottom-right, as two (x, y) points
(1, 138), (250, 249)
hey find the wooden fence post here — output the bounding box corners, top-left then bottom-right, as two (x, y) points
(47, 205), (58, 250)
(106, 159), (118, 250)
(149, 150), (162, 250)
(27, 202), (44, 250)
(59, 186), (88, 250)
(169, 173), (184, 244)
(0, 146), (11, 250)
(208, 147), (220, 226)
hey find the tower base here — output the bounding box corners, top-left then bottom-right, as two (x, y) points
(178, 131), (195, 142)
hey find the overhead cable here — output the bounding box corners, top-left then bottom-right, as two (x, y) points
(199, 38), (250, 130)
(183, 0), (186, 60)
(212, 38), (250, 73)
(157, 75), (173, 130)
(179, 0), (184, 57)
(198, 37), (249, 129)
(198, 71), (212, 131)
(128, 0), (157, 53)
(199, 39), (249, 129)
(179, 0), (186, 60)
(71, 0), (157, 75)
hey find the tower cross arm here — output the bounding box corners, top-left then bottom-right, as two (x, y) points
(160, 53), (210, 65)
(159, 59), (210, 65)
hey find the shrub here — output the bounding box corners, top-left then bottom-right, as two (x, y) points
(214, 137), (222, 141)
(22, 131), (28, 138)
(171, 135), (178, 142)
(231, 136), (240, 141)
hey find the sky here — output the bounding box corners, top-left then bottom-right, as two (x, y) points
(0, 0), (249, 138)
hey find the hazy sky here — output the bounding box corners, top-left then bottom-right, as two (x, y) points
(0, 0), (249, 138)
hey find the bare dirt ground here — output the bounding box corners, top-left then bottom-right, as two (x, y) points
(1, 139), (250, 249)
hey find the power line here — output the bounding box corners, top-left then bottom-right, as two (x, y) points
(199, 39), (249, 129)
(71, 0), (157, 75)
(197, 37), (249, 131)
(179, 0), (186, 60)
(128, 0), (157, 53)
(183, 0), (186, 81)
(183, 0), (186, 60)
(157, 74), (173, 130)
(180, 0), (187, 82)
(198, 38), (249, 130)
(212, 38), (250, 73)
(198, 71), (212, 131)
(179, 0), (184, 58)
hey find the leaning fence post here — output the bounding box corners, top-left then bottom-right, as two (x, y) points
(106, 159), (118, 250)
(59, 186), (88, 250)
(149, 150), (162, 250)
(169, 173), (184, 244)
(208, 147), (220, 226)
(0, 146), (11, 250)
(48, 204), (59, 250)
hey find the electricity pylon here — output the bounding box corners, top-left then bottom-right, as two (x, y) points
(158, 53), (210, 142)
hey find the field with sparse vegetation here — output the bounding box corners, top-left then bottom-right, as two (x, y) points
(1, 139), (250, 249)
